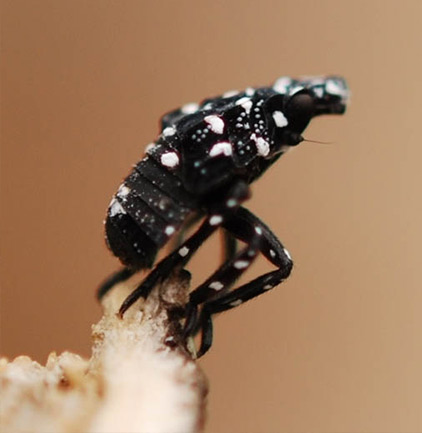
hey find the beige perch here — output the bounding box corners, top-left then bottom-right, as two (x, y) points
(0, 272), (208, 433)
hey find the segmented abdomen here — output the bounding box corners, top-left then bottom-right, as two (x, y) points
(105, 152), (197, 269)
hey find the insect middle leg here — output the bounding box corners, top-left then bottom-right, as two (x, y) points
(185, 206), (294, 357)
(118, 180), (251, 318)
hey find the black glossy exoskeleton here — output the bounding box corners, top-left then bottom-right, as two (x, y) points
(99, 76), (349, 356)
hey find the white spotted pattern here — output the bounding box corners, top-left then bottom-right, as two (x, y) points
(210, 215), (223, 226)
(235, 97), (253, 114)
(326, 79), (344, 96)
(313, 87), (324, 98)
(272, 111), (288, 128)
(204, 115), (225, 134)
(162, 126), (176, 137)
(181, 102), (199, 114)
(160, 152), (179, 168)
(165, 226), (175, 236)
(109, 198), (126, 217)
(178, 246), (189, 257)
(273, 76), (291, 94)
(234, 260), (249, 269)
(245, 87), (255, 96)
(117, 184), (130, 198)
(209, 141), (232, 157)
(251, 133), (270, 157)
(263, 284), (272, 291)
(223, 90), (239, 98)
(283, 248), (292, 260)
(209, 281), (224, 291)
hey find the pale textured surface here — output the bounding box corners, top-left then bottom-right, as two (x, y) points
(0, 275), (207, 433)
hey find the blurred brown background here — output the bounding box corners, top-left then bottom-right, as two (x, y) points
(1, 1), (421, 432)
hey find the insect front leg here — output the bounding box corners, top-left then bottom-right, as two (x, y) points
(118, 180), (251, 318)
(188, 206), (293, 357)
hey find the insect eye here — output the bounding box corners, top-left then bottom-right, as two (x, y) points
(285, 92), (315, 132)
(286, 93), (315, 118)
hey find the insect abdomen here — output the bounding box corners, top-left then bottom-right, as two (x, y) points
(105, 155), (197, 269)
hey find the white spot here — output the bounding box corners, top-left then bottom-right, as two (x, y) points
(165, 226), (175, 236)
(178, 246), (189, 257)
(209, 281), (224, 291)
(145, 142), (156, 153)
(229, 299), (242, 307)
(326, 79), (344, 96)
(117, 184), (130, 198)
(234, 260), (249, 269)
(204, 115), (225, 134)
(273, 76), (291, 93)
(209, 141), (232, 157)
(181, 102), (199, 114)
(263, 284), (272, 291)
(270, 249), (276, 258)
(160, 152), (179, 168)
(223, 90), (239, 98)
(245, 87), (255, 96)
(109, 198), (126, 217)
(226, 198), (237, 208)
(162, 126), (176, 137)
(283, 248), (292, 260)
(235, 97), (253, 114)
(313, 86), (324, 98)
(202, 103), (212, 110)
(210, 215), (223, 226)
(255, 226), (263, 235)
(251, 133), (270, 157)
(272, 111), (288, 128)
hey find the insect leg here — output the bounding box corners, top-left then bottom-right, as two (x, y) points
(192, 207), (293, 356)
(170, 212), (203, 250)
(97, 267), (136, 300)
(221, 229), (238, 262)
(118, 218), (216, 318)
(183, 231), (261, 337)
(118, 181), (251, 318)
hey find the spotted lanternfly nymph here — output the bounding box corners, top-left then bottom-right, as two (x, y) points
(99, 76), (349, 357)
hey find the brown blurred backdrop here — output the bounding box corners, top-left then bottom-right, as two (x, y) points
(2, 1), (422, 432)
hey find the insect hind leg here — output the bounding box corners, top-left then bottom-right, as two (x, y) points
(186, 206), (293, 357)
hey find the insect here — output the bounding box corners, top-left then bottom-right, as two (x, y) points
(98, 76), (349, 357)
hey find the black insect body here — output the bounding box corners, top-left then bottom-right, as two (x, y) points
(99, 76), (349, 356)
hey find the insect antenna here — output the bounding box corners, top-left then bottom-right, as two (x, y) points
(301, 137), (334, 145)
